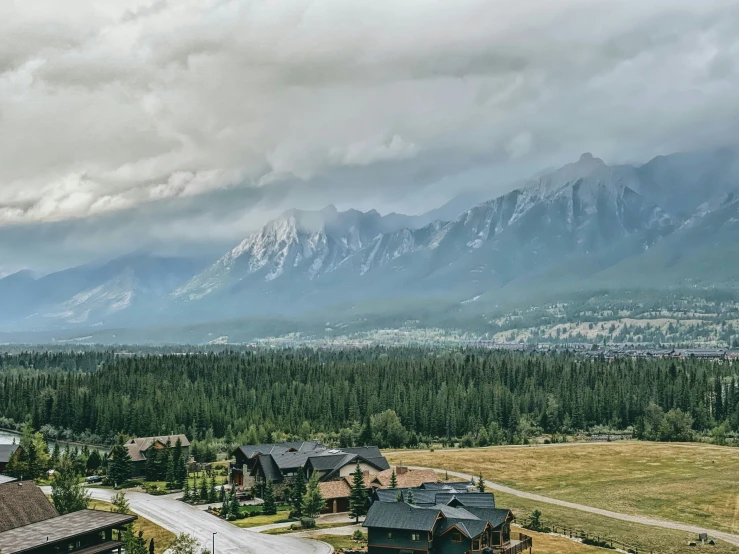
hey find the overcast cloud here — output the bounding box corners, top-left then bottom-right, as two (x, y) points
(2, 0), (739, 274)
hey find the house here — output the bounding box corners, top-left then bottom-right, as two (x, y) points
(318, 467), (442, 514)
(230, 441), (325, 487)
(122, 434), (190, 477)
(0, 444), (18, 473)
(0, 480), (136, 554)
(244, 443), (390, 498)
(364, 489), (531, 554)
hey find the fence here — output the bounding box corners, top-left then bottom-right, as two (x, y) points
(543, 521), (651, 554)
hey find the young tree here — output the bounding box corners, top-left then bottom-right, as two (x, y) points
(146, 448), (161, 482)
(396, 491), (403, 502)
(121, 527), (147, 554)
(219, 484), (226, 503)
(169, 533), (200, 554)
(229, 488), (241, 516)
(51, 459), (91, 515)
(172, 438), (187, 488)
(86, 450), (102, 474)
(301, 472), (325, 518)
(6, 426), (50, 479)
(349, 463), (368, 523)
(220, 491), (231, 518)
(290, 467), (307, 517)
(406, 489), (414, 505)
(111, 491), (130, 514)
(208, 475), (218, 503)
(149, 539), (155, 554)
(165, 452), (176, 489)
(108, 435), (133, 486)
(388, 469), (398, 489)
(477, 473), (485, 493)
(262, 480), (277, 515)
(199, 472), (209, 502)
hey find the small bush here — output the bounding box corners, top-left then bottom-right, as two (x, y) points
(300, 517), (316, 529)
(352, 530), (365, 541)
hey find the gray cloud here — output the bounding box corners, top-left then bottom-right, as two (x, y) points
(1, 0), (739, 273)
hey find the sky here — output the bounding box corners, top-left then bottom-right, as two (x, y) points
(2, 0), (739, 275)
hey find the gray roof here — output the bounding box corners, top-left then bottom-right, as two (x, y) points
(421, 482), (472, 492)
(437, 492), (496, 508)
(341, 447), (391, 470)
(125, 435), (190, 462)
(0, 509), (135, 554)
(0, 444), (18, 464)
(0, 481), (59, 533)
(236, 441), (325, 459)
(465, 507), (513, 529)
(254, 454), (282, 481)
(438, 517), (488, 539)
(0, 475), (16, 485)
(363, 501), (440, 531)
(306, 453), (351, 471)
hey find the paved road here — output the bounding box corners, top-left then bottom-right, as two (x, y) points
(44, 487), (332, 554)
(408, 466), (739, 547)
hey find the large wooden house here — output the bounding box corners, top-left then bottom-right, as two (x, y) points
(364, 484), (532, 554)
(122, 434), (190, 477)
(0, 480), (136, 554)
(230, 441), (324, 487)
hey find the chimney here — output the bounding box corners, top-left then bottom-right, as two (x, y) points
(396, 466), (408, 475)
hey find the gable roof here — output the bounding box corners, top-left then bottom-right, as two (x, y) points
(319, 480), (352, 500)
(125, 434), (190, 462)
(341, 447), (390, 471)
(0, 481), (59, 533)
(0, 444), (19, 464)
(0, 509), (135, 554)
(363, 501), (440, 532)
(235, 441), (325, 460)
(464, 507), (513, 529)
(371, 468), (440, 489)
(253, 454), (282, 482)
(437, 492), (496, 509)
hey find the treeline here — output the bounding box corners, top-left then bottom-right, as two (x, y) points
(1, 349), (738, 447)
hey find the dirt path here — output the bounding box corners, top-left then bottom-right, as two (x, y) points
(409, 466), (739, 547)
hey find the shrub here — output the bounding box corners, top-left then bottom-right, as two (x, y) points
(352, 530), (365, 541)
(300, 517), (316, 529)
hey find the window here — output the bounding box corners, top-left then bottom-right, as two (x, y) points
(411, 533), (422, 542)
(452, 532), (462, 543)
(473, 539), (481, 550)
(387, 532), (393, 540)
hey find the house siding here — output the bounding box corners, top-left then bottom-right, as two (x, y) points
(368, 528), (430, 552)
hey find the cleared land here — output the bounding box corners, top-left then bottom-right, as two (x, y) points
(387, 442), (739, 554)
(88, 499), (175, 554)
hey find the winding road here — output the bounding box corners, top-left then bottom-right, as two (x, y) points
(408, 466), (739, 547)
(43, 487), (332, 554)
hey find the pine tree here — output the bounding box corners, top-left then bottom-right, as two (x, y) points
(477, 473), (485, 493)
(290, 467), (307, 517)
(149, 538), (155, 554)
(191, 474), (199, 502)
(348, 463), (368, 523)
(182, 483), (191, 503)
(262, 480), (277, 515)
(146, 448), (161, 481)
(389, 469), (398, 489)
(219, 484), (226, 503)
(220, 491), (231, 519)
(301, 472), (325, 518)
(172, 438), (187, 488)
(199, 472), (209, 502)
(111, 491), (130, 514)
(396, 491), (403, 502)
(108, 435), (133, 486)
(86, 450), (102, 474)
(51, 459), (91, 515)
(208, 475), (218, 503)
(165, 449), (176, 489)
(161, 440), (173, 483)
(229, 488), (241, 516)
(406, 489), (414, 505)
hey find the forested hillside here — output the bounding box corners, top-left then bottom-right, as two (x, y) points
(1, 349), (738, 448)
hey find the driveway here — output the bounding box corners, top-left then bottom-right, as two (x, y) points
(43, 487), (332, 554)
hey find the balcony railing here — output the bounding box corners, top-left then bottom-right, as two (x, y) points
(493, 533), (532, 554)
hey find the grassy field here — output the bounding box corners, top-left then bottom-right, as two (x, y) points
(265, 522), (356, 535)
(387, 442), (739, 554)
(88, 499), (175, 554)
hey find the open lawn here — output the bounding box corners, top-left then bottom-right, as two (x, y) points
(265, 522), (357, 535)
(88, 499), (175, 554)
(387, 442), (739, 554)
(231, 509), (293, 528)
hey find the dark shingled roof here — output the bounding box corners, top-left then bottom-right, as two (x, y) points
(0, 481), (59, 533)
(363, 501), (440, 532)
(0, 510), (136, 554)
(421, 482), (472, 492)
(437, 492), (496, 509)
(254, 454), (282, 481)
(306, 453), (351, 471)
(0, 444), (18, 464)
(341, 447), (391, 471)
(464, 507), (513, 529)
(236, 441), (325, 459)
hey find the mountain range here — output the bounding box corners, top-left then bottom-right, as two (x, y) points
(2, 148), (739, 343)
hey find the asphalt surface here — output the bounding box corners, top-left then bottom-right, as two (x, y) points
(43, 487), (332, 554)
(409, 466), (739, 547)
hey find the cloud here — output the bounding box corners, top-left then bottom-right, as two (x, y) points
(1, 0), (739, 269)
